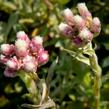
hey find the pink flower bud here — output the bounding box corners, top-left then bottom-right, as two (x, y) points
(4, 67), (16, 77)
(6, 56), (19, 70)
(16, 31), (30, 44)
(15, 39), (28, 49)
(38, 50), (49, 65)
(77, 3), (92, 19)
(30, 36), (43, 53)
(0, 44), (15, 56)
(22, 55), (38, 72)
(0, 54), (9, 64)
(91, 17), (101, 35)
(79, 28), (93, 41)
(23, 55), (34, 62)
(17, 31), (27, 39)
(15, 39), (28, 57)
(62, 8), (74, 26)
(58, 23), (74, 38)
(15, 49), (28, 57)
(73, 15), (85, 30)
(73, 37), (83, 46)
(23, 61), (37, 72)
(32, 36), (43, 46)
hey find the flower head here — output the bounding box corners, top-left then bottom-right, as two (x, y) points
(30, 36), (43, 53)
(77, 3), (92, 19)
(22, 55), (38, 72)
(0, 54), (9, 64)
(58, 3), (101, 47)
(4, 67), (16, 77)
(6, 56), (19, 70)
(59, 23), (74, 38)
(0, 44), (15, 56)
(38, 49), (49, 65)
(16, 31), (30, 44)
(91, 17), (101, 36)
(79, 28), (93, 41)
(62, 8), (74, 26)
(73, 15), (85, 30)
(15, 39), (29, 57)
(0, 31), (49, 77)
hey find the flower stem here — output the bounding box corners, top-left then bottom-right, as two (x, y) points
(89, 52), (102, 109)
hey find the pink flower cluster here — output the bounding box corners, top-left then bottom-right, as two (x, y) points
(59, 3), (101, 46)
(0, 31), (49, 77)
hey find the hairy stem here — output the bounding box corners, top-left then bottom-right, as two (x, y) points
(89, 52), (102, 109)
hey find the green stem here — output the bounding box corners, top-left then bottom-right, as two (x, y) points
(89, 52), (102, 109)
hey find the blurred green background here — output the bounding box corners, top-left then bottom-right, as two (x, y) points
(0, 0), (109, 109)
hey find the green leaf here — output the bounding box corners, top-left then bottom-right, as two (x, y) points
(17, 70), (39, 103)
(4, 13), (18, 42)
(102, 43), (109, 50)
(61, 48), (90, 66)
(102, 72), (109, 83)
(2, 1), (17, 10)
(40, 26), (49, 36)
(0, 96), (9, 107)
(13, 23), (27, 32)
(72, 59), (89, 82)
(66, 101), (84, 109)
(75, 54), (90, 66)
(46, 57), (58, 88)
(58, 0), (69, 4)
(17, 70), (37, 95)
(102, 56), (109, 68)
(69, 94), (76, 101)
(83, 72), (91, 87)
(0, 1), (17, 12)
(0, 22), (7, 43)
(4, 84), (14, 94)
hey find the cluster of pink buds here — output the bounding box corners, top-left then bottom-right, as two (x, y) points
(0, 31), (49, 77)
(59, 3), (101, 47)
